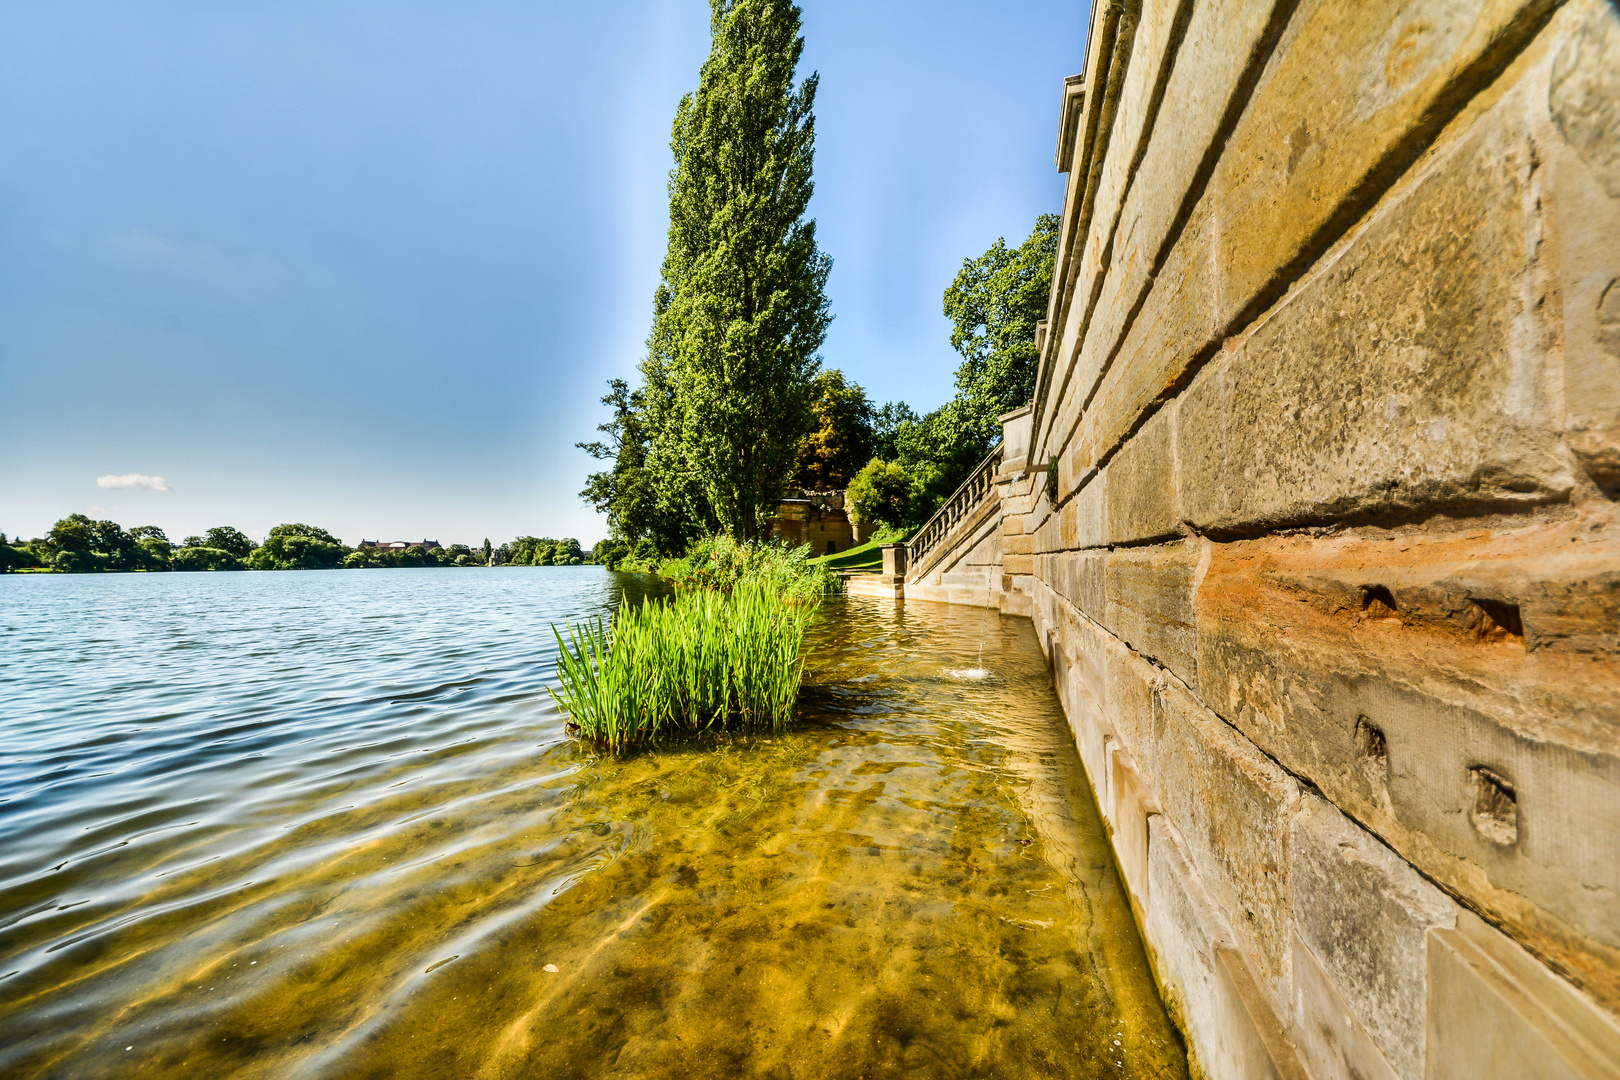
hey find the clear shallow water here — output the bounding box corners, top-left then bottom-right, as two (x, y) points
(0, 568), (1186, 1078)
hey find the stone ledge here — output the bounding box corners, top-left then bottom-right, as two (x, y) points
(1428, 909), (1620, 1080)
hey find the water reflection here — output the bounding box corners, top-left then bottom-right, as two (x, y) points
(0, 570), (1185, 1078)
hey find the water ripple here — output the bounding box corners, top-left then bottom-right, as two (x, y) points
(0, 568), (1186, 1080)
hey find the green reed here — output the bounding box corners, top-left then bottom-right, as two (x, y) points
(659, 534), (841, 601)
(552, 583), (813, 750)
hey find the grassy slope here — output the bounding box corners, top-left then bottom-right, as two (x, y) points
(810, 527), (913, 572)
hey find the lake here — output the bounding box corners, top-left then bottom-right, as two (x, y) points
(0, 567), (1186, 1078)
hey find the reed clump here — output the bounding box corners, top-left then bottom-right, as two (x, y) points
(552, 582), (813, 750)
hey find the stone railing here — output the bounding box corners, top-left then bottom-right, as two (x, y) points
(906, 441), (1003, 573)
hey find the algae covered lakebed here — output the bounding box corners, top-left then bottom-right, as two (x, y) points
(0, 568), (1187, 1078)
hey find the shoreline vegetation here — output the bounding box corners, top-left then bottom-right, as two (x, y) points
(0, 516), (596, 573)
(552, 536), (831, 750)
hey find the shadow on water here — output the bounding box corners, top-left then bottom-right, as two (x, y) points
(0, 570), (1186, 1079)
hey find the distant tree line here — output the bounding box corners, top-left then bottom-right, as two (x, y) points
(1, 518), (598, 573)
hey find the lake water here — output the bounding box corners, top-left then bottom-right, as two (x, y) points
(0, 568), (1187, 1078)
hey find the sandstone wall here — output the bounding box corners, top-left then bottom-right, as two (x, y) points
(1007, 0), (1620, 1075)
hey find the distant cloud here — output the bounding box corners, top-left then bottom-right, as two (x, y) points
(97, 473), (173, 491)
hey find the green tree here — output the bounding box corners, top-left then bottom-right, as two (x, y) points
(173, 547), (241, 571)
(941, 213), (1059, 445)
(892, 401), (988, 522)
(579, 379), (697, 552)
(792, 369), (873, 490)
(644, 0), (832, 541)
(45, 514), (140, 571)
(866, 213), (1060, 525)
(130, 525), (173, 569)
(248, 524), (347, 570)
(846, 459), (914, 528)
(202, 526), (255, 559)
(870, 401), (918, 463)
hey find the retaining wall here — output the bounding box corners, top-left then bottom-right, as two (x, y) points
(921, 1), (1620, 1075)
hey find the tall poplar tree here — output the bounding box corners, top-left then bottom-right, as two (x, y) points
(647, 0), (832, 541)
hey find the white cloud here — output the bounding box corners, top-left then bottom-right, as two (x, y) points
(96, 473), (173, 492)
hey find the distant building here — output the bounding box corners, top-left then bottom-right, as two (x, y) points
(769, 490), (873, 554)
(358, 539), (441, 552)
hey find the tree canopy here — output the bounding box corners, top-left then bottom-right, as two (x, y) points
(587, 0), (831, 549)
(941, 212), (1060, 445)
(793, 369), (873, 490)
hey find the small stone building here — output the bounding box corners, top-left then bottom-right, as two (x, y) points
(769, 490), (872, 554)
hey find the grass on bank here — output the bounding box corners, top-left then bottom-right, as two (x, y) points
(552, 583), (812, 751)
(658, 534), (841, 599)
(809, 524), (913, 572)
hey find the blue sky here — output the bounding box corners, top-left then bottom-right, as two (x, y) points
(0, 1), (1087, 547)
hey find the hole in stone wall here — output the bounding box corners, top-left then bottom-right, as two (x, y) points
(1470, 767), (1518, 846)
(1355, 717), (1387, 781)
(1472, 599), (1524, 647)
(1360, 585), (1400, 622)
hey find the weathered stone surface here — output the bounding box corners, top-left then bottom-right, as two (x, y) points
(1052, 629), (1110, 789)
(1068, 0), (1291, 421)
(1196, 520), (1620, 1010)
(1046, 550), (1107, 625)
(945, 0), (1620, 1069)
(1105, 743), (1154, 915)
(1291, 936), (1401, 1080)
(1074, 203), (1220, 481)
(1179, 78), (1573, 534)
(1059, 470), (1107, 550)
(1104, 539), (1201, 688)
(1428, 910), (1620, 1080)
(1072, 0), (1182, 315)
(1106, 403), (1181, 545)
(1548, 1), (1620, 495)
(1290, 794), (1456, 1080)
(1102, 630), (1160, 783)
(1212, 0), (1560, 330)
(1153, 682), (1299, 988)
(1145, 815), (1305, 1080)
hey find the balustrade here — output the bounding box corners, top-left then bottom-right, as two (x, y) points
(905, 442), (1004, 572)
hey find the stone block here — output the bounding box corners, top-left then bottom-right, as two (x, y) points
(1105, 742), (1155, 916)
(1075, 203), (1220, 481)
(1144, 815), (1308, 1080)
(1001, 553), (1031, 576)
(1052, 631), (1110, 789)
(1290, 794), (1457, 1080)
(1153, 682), (1300, 988)
(1212, 0), (1560, 331)
(1073, 551), (1106, 624)
(1179, 75), (1573, 535)
(1067, 0), (1187, 386)
(1195, 523), (1620, 1011)
(1106, 403), (1182, 545)
(1102, 633), (1160, 784)
(1104, 539), (1201, 689)
(1075, 0), (1291, 415)
(1291, 935), (1401, 1080)
(1003, 533), (1035, 556)
(1428, 910), (1620, 1080)
(1059, 469), (1107, 551)
(1547, 1), (1620, 495)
